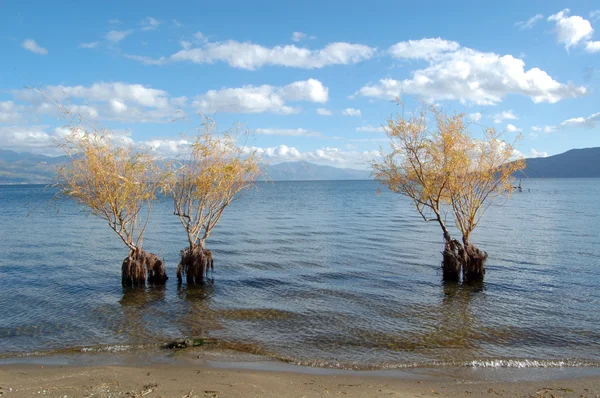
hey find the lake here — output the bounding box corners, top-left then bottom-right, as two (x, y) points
(0, 179), (599, 369)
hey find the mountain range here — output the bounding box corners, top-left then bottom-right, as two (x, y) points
(1, 147), (599, 184)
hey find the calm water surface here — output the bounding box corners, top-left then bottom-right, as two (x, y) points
(0, 179), (599, 369)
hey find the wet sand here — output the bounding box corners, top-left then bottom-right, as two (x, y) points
(1, 348), (600, 397)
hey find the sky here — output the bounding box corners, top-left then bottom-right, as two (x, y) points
(1, 0), (599, 169)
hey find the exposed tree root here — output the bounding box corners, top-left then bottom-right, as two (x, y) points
(122, 248), (168, 287)
(460, 242), (488, 283)
(177, 245), (214, 285)
(442, 239), (462, 282)
(442, 239), (488, 283)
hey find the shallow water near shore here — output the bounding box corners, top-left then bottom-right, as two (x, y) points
(1, 179), (599, 371)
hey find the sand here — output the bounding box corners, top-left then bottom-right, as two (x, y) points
(1, 349), (599, 397)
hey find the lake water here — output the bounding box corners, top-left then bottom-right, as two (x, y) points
(1, 179), (599, 370)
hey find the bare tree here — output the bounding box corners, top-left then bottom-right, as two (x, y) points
(372, 101), (525, 282)
(167, 119), (260, 284)
(55, 127), (168, 287)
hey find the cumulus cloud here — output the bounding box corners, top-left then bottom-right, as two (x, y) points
(248, 144), (378, 169)
(316, 108), (332, 116)
(0, 101), (24, 123)
(128, 39), (375, 70)
(21, 39), (48, 55)
(468, 113), (482, 122)
(0, 125), (68, 155)
(559, 111), (600, 128)
(548, 9), (594, 50)
(13, 82), (186, 122)
(292, 32), (306, 42)
(388, 37), (459, 59)
(356, 38), (587, 105)
(141, 17), (160, 31)
(530, 148), (548, 158)
(343, 108), (361, 117)
(106, 30), (132, 43)
(255, 128), (322, 137)
(506, 123), (521, 132)
(493, 110), (518, 124)
(585, 41), (600, 53)
(79, 41), (100, 49)
(356, 125), (386, 133)
(516, 14), (544, 30)
(192, 79), (328, 114)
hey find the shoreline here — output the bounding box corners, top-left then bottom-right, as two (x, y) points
(1, 347), (600, 397)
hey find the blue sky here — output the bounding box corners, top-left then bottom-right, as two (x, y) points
(1, 0), (599, 168)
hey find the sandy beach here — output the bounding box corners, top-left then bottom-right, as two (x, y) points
(1, 348), (600, 397)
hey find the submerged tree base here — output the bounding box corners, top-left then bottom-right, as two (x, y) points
(177, 245), (214, 285)
(442, 239), (462, 282)
(460, 243), (488, 283)
(122, 248), (168, 287)
(442, 240), (487, 283)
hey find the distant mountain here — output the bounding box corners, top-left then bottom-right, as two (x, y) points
(0, 149), (67, 184)
(0, 150), (371, 184)
(520, 147), (600, 178)
(263, 161), (371, 181)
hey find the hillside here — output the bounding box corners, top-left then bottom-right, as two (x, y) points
(520, 147), (600, 178)
(0, 149), (371, 183)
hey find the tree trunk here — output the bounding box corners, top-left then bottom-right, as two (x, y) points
(442, 237), (461, 282)
(176, 244), (214, 285)
(122, 248), (168, 287)
(459, 240), (488, 283)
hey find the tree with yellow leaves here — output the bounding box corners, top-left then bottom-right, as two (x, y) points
(372, 101), (525, 282)
(167, 119), (260, 285)
(55, 128), (168, 287)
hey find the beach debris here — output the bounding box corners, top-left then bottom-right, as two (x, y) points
(163, 337), (205, 349)
(204, 391), (219, 398)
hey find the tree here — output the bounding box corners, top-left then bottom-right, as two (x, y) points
(55, 128), (168, 287)
(167, 120), (260, 285)
(372, 101), (525, 282)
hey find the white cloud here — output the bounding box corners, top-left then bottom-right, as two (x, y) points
(343, 108), (361, 117)
(106, 30), (132, 43)
(356, 125), (386, 133)
(356, 38), (587, 105)
(180, 40), (192, 50)
(531, 125), (557, 134)
(141, 17), (161, 31)
(14, 82), (185, 123)
(506, 123), (521, 132)
(192, 79), (328, 114)
(248, 144), (378, 169)
(292, 32), (306, 42)
(0, 125), (66, 155)
(585, 41), (600, 53)
(559, 111), (600, 128)
(316, 108), (332, 116)
(516, 14), (544, 30)
(279, 79), (328, 103)
(21, 39), (47, 55)
(0, 101), (24, 123)
(530, 149), (548, 158)
(124, 54), (168, 65)
(493, 110), (518, 124)
(129, 40), (375, 70)
(255, 128), (322, 137)
(388, 37), (459, 60)
(548, 9), (594, 50)
(468, 112), (482, 122)
(79, 41), (100, 49)
(173, 19), (184, 28)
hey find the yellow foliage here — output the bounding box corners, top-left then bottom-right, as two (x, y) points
(54, 128), (164, 251)
(372, 100), (525, 243)
(167, 118), (260, 249)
